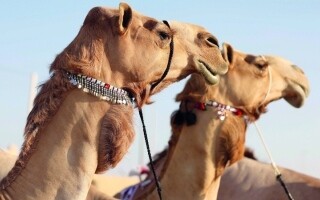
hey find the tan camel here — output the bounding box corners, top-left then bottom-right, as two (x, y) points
(0, 149), (133, 200)
(218, 156), (320, 199)
(0, 148), (141, 199)
(3, 148), (318, 200)
(114, 43), (310, 200)
(0, 3), (228, 200)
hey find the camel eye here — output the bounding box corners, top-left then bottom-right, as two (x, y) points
(255, 63), (268, 70)
(254, 56), (268, 70)
(158, 31), (170, 40)
(255, 61), (268, 70)
(206, 36), (219, 47)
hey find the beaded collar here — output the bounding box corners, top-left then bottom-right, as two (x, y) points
(66, 71), (133, 106)
(194, 100), (245, 121)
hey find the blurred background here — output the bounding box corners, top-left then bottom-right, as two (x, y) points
(0, 0), (319, 178)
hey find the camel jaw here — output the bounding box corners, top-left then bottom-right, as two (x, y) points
(194, 58), (224, 85)
(284, 79), (310, 108)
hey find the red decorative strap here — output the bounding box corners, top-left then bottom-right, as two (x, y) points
(193, 100), (245, 121)
(194, 102), (206, 111)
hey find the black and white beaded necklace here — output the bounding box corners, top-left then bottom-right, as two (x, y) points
(66, 71), (133, 106)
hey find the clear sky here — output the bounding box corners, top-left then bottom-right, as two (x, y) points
(0, 0), (319, 178)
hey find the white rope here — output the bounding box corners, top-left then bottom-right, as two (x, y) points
(253, 122), (295, 200)
(240, 56), (272, 108)
(253, 56), (279, 173)
(253, 121), (281, 175)
(258, 55), (272, 106)
(251, 56), (294, 200)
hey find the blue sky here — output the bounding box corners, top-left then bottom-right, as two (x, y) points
(0, 1), (319, 178)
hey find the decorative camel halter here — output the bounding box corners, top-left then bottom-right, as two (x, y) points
(136, 20), (174, 200)
(194, 100), (245, 121)
(258, 55), (272, 106)
(66, 71), (133, 105)
(149, 20), (174, 93)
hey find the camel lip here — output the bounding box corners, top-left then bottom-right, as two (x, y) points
(199, 60), (218, 76)
(284, 79), (309, 108)
(194, 58), (220, 85)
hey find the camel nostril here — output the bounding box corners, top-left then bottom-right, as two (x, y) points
(291, 65), (305, 74)
(206, 36), (219, 47)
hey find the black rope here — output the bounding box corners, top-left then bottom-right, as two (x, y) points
(150, 20), (174, 92)
(276, 174), (294, 200)
(135, 20), (174, 200)
(138, 108), (162, 200)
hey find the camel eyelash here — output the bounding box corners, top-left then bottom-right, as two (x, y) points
(158, 31), (170, 40)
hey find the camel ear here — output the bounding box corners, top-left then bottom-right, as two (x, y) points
(222, 43), (234, 68)
(118, 3), (133, 34)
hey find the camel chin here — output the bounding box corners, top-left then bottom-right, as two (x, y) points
(194, 58), (222, 85)
(284, 80), (309, 108)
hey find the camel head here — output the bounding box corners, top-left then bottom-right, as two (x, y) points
(175, 43), (310, 117)
(215, 43), (310, 114)
(174, 43), (309, 124)
(173, 43), (310, 176)
(154, 21), (228, 92)
(51, 3), (227, 106)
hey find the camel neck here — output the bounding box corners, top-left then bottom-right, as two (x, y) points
(0, 90), (110, 200)
(144, 107), (246, 200)
(143, 109), (222, 200)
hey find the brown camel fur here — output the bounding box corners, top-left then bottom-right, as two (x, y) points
(0, 3), (228, 200)
(113, 43), (310, 200)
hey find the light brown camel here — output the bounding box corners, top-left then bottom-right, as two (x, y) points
(0, 3), (228, 200)
(3, 148), (318, 200)
(218, 156), (320, 200)
(114, 43), (310, 200)
(1, 149), (118, 200)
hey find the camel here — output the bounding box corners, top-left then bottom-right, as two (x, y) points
(0, 148), (116, 200)
(218, 156), (320, 200)
(0, 3), (228, 200)
(2, 148), (318, 200)
(114, 43), (310, 200)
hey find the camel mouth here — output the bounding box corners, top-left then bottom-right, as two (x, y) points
(194, 58), (221, 85)
(284, 80), (309, 108)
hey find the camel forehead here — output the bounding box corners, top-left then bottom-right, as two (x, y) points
(265, 55), (305, 74)
(170, 21), (209, 36)
(234, 51), (303, 72)
(266, 55), (294, 65)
